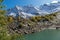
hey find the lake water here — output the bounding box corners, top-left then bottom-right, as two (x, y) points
(24, 29), (60, 40)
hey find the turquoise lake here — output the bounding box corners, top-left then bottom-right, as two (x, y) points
(18, 29), (60, 40)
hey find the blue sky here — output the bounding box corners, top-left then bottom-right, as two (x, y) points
(3, 0), (60, 9)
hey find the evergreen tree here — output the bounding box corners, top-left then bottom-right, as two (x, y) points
(0, 0), (7, 27)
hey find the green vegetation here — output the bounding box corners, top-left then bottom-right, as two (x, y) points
(15, 13), (57, 29)
(0, 0), (25, 40)
(30, 13), (56, 22)
(7, 16), (14, 22)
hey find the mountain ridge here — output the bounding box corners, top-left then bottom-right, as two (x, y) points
(7, 1), (60, 18)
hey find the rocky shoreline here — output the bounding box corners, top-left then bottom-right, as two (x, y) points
(7, 20), (60, 34)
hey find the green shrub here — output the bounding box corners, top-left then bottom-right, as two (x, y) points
(0, 26), (25, 40)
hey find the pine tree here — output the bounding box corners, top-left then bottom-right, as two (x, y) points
(0, 0), (7, 27)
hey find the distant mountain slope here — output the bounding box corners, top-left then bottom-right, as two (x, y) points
(7, 1), (60, 18)
(40, 1), (60, 13)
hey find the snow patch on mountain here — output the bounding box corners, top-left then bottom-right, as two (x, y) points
(19, 12), (35, 18)
(46, 3), (50, 6)
(51, 0), (58, 3)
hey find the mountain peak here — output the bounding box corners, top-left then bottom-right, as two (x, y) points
(15, 5), (22, 10)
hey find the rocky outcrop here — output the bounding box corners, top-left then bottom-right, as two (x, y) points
(7, 20), (59, 34)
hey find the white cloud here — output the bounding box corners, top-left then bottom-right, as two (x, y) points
(51, 0), (58, 3)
